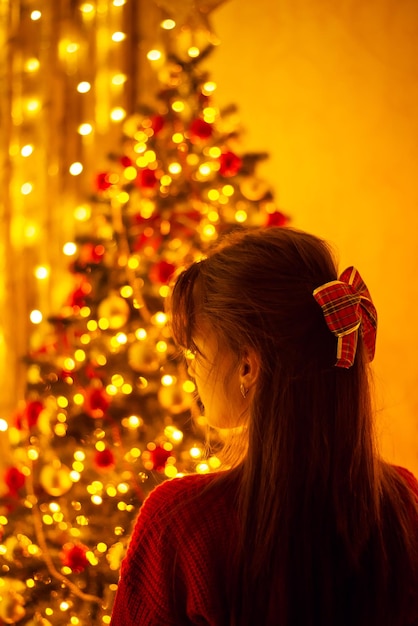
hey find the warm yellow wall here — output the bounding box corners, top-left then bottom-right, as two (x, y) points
(212, 0), (418, 475)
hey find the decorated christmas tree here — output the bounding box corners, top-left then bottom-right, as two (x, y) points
(0, 4), (287, 624)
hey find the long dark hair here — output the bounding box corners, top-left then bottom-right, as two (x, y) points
(170, 227), (418, 626)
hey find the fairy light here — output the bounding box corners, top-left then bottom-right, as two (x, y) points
(156, 341), (167, 353)
(25, 58), (40, 72)
(0, 419), (8, 432)
(188, 46), (200, 58)
(196, 462), (210, 474)
(168, 162), (182, 175)
(21, 144), (33, 157)
(161, 19), (176, 29)
(77, 81), (91, 93)
(190, 446), (202, 459)
(34, 265), (49, 279)
(172, 132), (183, 144)
(147, 49), (162, 61)
(30, 10), (42, 20)
(110, 107), (126, 121)
(223, 184), (235, 196)
(21, 182), (33, 195)
(78, 123), (93, 135)
(172, 101), (184, 113)
(207, 189), (220, 201)
(30, 309), (42, 324)
(111, 31), (126, 42)
(69, 162), (83, 175)
(80, 2), (95, 14)
(202, 81), (217, 95)
(183, 380), (196, 393)
(235, 209), (248, 223)
(199, 163), (211, 176)
(111, 73), (127, 86)
(153, 312), (167, 326)
(63, 242), (77, 256)
(123, 166), (137, 181)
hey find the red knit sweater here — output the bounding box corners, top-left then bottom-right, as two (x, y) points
(110, 472), (235, 625)
(110, 467), (418, 626)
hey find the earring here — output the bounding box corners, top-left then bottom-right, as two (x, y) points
(240, 383), (248, 399)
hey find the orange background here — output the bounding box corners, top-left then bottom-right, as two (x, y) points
(211, 0), (418, 474)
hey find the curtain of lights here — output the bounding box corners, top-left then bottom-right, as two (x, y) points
(0, 0), (161, 435)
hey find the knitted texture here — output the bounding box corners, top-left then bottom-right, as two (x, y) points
(110, 467), (418, 625)
(110, 472), (237, 626)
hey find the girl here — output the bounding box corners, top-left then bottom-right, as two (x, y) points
(111, 227), (418, 625)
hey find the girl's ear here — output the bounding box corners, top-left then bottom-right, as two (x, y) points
(239, 348), (260, 390)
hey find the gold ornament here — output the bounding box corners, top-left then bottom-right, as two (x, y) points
(128, 341), (160, 373)
(0, 589), (26, 624)
(158, 382), (192, 414)
(97, 294), (130, 330)
(40, 462), (73, 497)
(240, 177), (270, 201)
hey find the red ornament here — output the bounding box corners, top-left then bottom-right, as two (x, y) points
(4, 467), (26, 495)
(120, 155), (133, 168)
(67, 278), (92, 308)
(136, 168), (158, 189)
(150, 114), (165, 135)
(266, 211), (289, 227)
(189, 118), (213, 142)
(219, 151), (242, 177)
(86, 387), (110, 418)
(93, 448), (115, 471)
(14, 400), (43, 430)
(95, 172), (113, 191)
(149, 445), (171, 471)
(61, 543), (89, 573)
(149, 260), (176, 285)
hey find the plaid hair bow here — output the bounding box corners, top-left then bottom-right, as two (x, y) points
(312, 267), (377, 369)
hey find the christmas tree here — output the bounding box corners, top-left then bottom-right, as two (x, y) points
(0, 4), (287, 624)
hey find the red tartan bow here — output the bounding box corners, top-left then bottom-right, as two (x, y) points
(312, 267), (377, 369)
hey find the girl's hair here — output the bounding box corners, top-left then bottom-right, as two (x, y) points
(169, 227), (418, 626)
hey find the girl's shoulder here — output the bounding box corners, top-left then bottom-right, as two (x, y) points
(393, 465), (418, 499)
(139, 472), (231, 524)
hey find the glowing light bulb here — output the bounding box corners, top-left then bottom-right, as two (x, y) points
(188, 47), (200, 58)
(202, 81), (217, 95)
(74, 205), (91, 221)
(172, 133), (183, 144)
(21, 182), (33, 195)
(77, 81), (91, 93)
(147, 49), (162, 61)
(111, 31), (126, 42)
(78, 123), (93, 135)
(161, 19), (176, 29)
(110, 107), (126, 121)
(66, 42), (79, 54)
(26, 98), (40, 113)
(30, 310), (43, 324)
(69, 162), (83, 175)
(21, 144), (33, 157)
(80, 3), (95, 14)
(168, 162), (182, 175)
(30, 10), (42, 20)
(0, 419), (9, 432)
(111, 73), (127, 85)
(34, 266), (49, 279)
(63, 242), (77, 256)
(25, 58), (40, 72)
